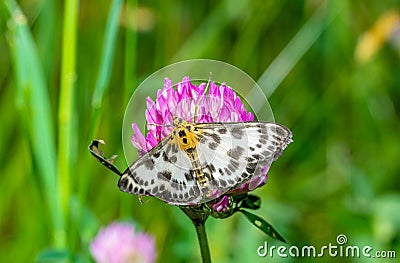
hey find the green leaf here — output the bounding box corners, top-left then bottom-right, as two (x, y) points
(240, 210), (286, 243)
(240, 194), (261, 210)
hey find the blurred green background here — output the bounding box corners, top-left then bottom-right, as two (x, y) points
(1, 0), (400, 262)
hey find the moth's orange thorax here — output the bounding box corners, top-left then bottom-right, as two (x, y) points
(173, 117), (200, 152)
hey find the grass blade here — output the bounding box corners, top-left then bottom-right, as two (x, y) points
(4, 0), (64, 247)
(257, 1), (345, 98)
(87, 0), (123, 141)
(123, 0), (138, 105)
(91, 0), (123, 109)
(58, 0), (79, 245)
(80, 0), (123, 219)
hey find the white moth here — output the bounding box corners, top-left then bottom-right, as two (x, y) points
(91, 116), (292, 206)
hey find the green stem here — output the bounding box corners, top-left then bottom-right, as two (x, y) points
(180, 206), (211, 263)
(193, 219), (211, 263)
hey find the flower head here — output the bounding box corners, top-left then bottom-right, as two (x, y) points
(90, 222), (156, 263)
(130, 77), (270, 211)
(131, 77), (254, 154)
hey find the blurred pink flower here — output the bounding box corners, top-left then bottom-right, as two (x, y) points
(130, 77), (270, 212)
(90, 222), (156, 263)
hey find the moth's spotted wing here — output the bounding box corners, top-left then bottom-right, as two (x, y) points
(118, 135), (203, 205)
(195, 121), (292, 194)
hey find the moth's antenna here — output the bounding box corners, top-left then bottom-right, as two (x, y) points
(147, 122), (174, 128)
(203, 72), (212, 95)
(194, 72), (212, 124)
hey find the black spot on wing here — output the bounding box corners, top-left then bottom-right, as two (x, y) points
(224, 167), (232, 176)
(230, 159), (240, 169)
(171, 179), (183, 191)
(151, 185), (159, 194)
(153, 151), (161, 158)
(274, 125), (290, 137)
(246, 156), (255, 162)
(162, 152), (177, 163)
(200, 136), (208, 143)
(259, 138), (267, 144)
(210, 164), (216, 172)
(219, 179), (227, 187)
(227, 163), (235, 172)
(159, 184), (165, 191)
(171, 142), (179, 153)
(137, 178), (144, 185)
(162, 152), (169, 161)
(246, 162), (257, 174)
(165, 143), (172, 153)
(184, 169), (195, 182)
(209, 142), (218, 150)
(231, 126), (244, 139)
(227, 145), (245, 160)
(157, 170), (172, 181)
(139, 156), (155, 170)
(170, 155), (177, 163)
(184, 173), (192, 182)
(204, 172), (214, 181)
(241, 172), (250, 179)
(218, 127), (227, 134)
(210, 133), (221, 144)
(118, 175), (149, 195)
(118, 176), (129, 189)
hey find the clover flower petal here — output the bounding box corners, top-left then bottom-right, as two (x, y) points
(210, 196), (230, 213)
